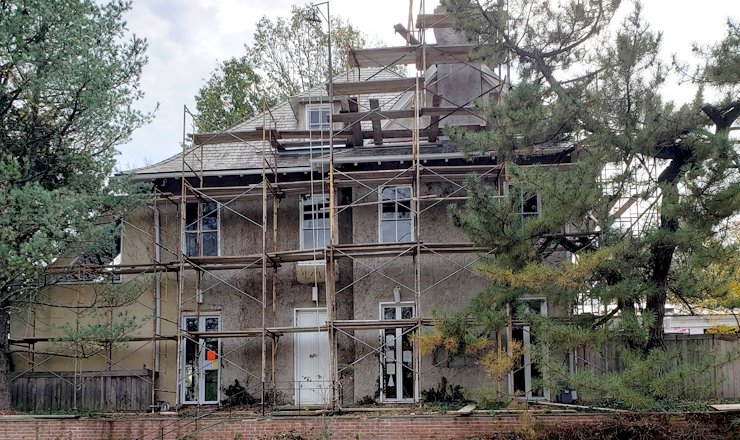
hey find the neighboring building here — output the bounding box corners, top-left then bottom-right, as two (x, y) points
(9, 13), (576, 410)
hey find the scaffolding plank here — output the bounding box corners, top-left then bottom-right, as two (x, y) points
(331, 78), (417, 95)
(416, 13), (452, 28)
(348, 45), (476, 68)
(348, 46), (417, 68)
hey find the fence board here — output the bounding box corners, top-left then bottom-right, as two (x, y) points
(10, 370), (155, 412)
(576, 334), (740, 399)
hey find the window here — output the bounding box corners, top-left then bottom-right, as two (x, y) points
(181, 315), (221, 404)
(306, 104), (331, 131)
(300, 195), (330, 250)
(185, 202), (219, 257)
(379, 186), (413, 243)
(522, 194), (539, 218)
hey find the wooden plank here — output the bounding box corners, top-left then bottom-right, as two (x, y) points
(348, 46), (417, 68)
(416, 14), (452, 29)
(428, 95), (442, 142)
(331, 107), (483, 125)
(452, 403), (477, 416)
(347, 96), (363, 147)
(369, 98), (383, 146)
(348, 44), (476, 68)
(393, 24), (419, 45)
(710, 404), (740, 412)
(418, 44), (475, 66)
(331, 78), (417, 95)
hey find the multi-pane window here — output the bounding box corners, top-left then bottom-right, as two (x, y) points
(185, 202), (219, 257)
(306, 105), (331, 131)
(300, 195), (330, 250)
(379, 186), (413, 243)
(380, 303), (415, 401)
(182, 315), (220, 404)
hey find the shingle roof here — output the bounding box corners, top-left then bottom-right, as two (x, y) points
(130, 68), (412, 179)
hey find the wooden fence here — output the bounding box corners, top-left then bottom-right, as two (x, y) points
(11, 370), (155, 412)
(572, 334), (740, 399)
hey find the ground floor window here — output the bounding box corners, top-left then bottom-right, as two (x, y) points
(181, 314), (221, 404)
(380, 302), (416, 401)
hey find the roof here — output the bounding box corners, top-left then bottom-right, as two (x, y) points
(129, 67), (412, 180)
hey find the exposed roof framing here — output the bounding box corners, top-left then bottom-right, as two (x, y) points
(332, 107), (485, 125)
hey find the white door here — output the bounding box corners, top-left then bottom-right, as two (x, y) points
(294, 308), (330, 405)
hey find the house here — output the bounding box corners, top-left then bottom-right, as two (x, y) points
(8, 11), (576, 410)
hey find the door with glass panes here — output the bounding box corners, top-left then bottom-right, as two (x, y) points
(182, 315), (221, 404)
(380, 303), (416, 402)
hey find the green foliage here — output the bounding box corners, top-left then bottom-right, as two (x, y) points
(431, 0), (740, 407)
(194, 5), (369, 131)
(249, 5), (366, 100)
(0, 0), (151, 408)
(194, 57), (272, 133)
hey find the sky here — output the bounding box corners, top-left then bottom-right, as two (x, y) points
(117, 0), (739, 170)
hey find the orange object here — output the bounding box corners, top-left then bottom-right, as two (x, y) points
(206, 350), (217, 361)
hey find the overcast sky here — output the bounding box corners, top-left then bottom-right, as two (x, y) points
(118, 0), (739, 169)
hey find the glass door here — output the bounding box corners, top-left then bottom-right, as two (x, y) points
(380, 303), (415, 402)
(182, 315), (221, 404)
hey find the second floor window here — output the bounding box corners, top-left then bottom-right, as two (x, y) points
(301, 195), (330, 249)
(379, 186), (413, 243)
(306, 104), (331, 131)
(185, 202), (219, 257)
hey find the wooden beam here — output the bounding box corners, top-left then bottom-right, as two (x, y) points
(193, 124), (486, 146)
(428, 95), (442, 142)
(419, 44), (474, 66)
(416, 14), (452, 29)
(369, 98), (383, 146)
(331, 107), (483, 124)
(348, 45), (476, 68)
(348, 46), (417, 68)
(331, 78), (417, 95)
(348, 96), (363, 147)
(393, 23), (419, 45)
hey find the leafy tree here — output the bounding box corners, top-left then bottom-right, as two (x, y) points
(194, 5), (367, 131)
(194, 56), (271, 133)
(425, 0), (739, 408)
(249, 5), (367, 100)
(0, 0), (151, 409)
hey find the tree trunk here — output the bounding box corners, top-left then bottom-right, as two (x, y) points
(644, 153), (687, 351)
(0, 305), (11, 410)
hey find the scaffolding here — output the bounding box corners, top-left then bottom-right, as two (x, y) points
(9, 0), (583, 421)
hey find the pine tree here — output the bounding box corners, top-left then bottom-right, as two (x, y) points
(431, 0), (739, 407)
(0, 0), (151, 409)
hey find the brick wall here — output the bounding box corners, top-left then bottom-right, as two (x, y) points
(0, 413), (732, 440)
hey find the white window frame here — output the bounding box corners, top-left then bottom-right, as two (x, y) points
(180, 313), (221, 405)
(378, 185), (414, 243)
(299, 194), (330, 253)
(306, 104), (331, 131)
(184, 201), (220, 257)
(378, 301), (417, 403)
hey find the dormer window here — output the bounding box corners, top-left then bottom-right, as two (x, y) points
(306, 104), (331, 131)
